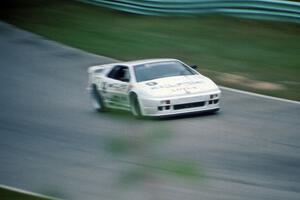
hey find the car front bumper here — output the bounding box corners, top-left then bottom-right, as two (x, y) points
(139, 90), (221, 117)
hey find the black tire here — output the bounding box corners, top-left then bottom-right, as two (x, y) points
(129, 93), (142, 118)
(91, 84), (106, 112)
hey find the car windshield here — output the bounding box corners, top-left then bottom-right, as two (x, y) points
(134, 61), (196, 82)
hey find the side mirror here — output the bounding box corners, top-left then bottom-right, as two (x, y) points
(190, 65), (198, 69)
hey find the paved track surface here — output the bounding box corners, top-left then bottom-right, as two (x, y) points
(0, 22), (300, 200)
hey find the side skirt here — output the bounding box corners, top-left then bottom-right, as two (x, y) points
(105, 100), (131, 111)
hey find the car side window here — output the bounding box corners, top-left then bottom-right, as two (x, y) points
(107, 65), (130, 82)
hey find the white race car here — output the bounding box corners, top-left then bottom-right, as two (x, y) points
(88, 58), (220, 117)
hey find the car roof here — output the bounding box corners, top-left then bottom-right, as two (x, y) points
(113, 58), (178, 67)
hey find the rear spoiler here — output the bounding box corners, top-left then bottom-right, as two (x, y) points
(87, 65), (107, 90)
(87, 65), (107, 74)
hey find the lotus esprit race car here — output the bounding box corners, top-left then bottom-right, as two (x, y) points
(88, 59), (220, 117)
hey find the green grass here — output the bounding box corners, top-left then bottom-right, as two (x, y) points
(119, 159), (203, 186)
(1, 0), (300, 100)
(0, 187), (53, 200)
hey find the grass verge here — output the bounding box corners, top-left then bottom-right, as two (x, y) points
(0, 186), (53, 200)
(1, 0), (300, 100)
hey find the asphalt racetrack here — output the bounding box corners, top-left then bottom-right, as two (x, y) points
(0, 22), (300, 200)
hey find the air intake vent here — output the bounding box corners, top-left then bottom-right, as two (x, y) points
(174, 101), (205, 110)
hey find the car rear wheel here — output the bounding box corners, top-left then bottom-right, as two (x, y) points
(91, 84), (106, 112)
(130, 93), (142, 118)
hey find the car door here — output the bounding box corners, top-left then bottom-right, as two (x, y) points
(103, 65), (131, 108)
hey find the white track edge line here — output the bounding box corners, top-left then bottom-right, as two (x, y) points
(0, 184), (62, 200)
(219, 86), (300, 105)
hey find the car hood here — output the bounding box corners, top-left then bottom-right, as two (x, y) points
(138, 75), (219, 98)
